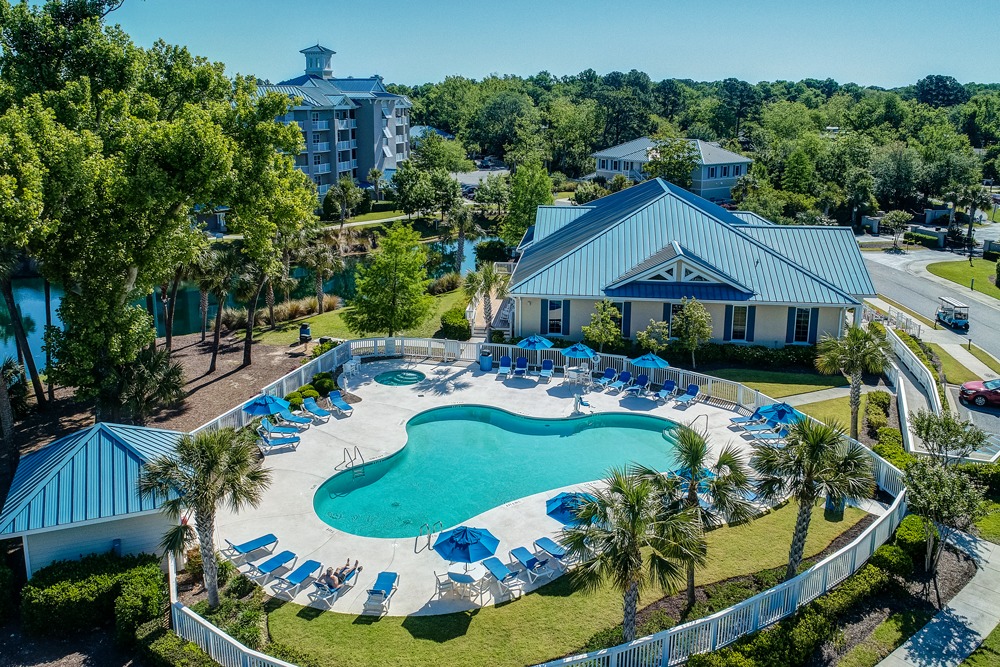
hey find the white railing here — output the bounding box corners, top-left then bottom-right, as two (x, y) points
(312, 142), (330, 152)
(336, 140), (355, 151)
(336, 118), (357, 130)
(312, 120), (329, 131)
(338, 159), (358, 172)
(313, 163), (331, 174)
(183, 337), (908, 666)
(883, 327), (942, 415)
(493, 261), (517, 275)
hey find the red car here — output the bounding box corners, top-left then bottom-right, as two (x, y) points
(960, 379), (1000, 407)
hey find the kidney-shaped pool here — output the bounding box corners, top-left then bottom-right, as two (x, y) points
(313, 405), (678, 538)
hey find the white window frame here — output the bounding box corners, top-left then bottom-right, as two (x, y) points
(731, 306), (748, 341)
(793, 308), (811, 343)
(734, 165), (742, 177)
(599, 159), (607, 170)
(722, 165), (729, 177)
(667, 303), (684, 338)
(313, 154), (322, 165)
(311, 112), (320, 123)
(708, 166), (717, 178)
(548, 300), (563, 335)
(612, 160), (620, 171)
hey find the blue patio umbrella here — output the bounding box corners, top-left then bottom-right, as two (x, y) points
(432, 526), (500, 563)
(628, 352), (671, 369)
(517, 334), (554, 351)
(242, 394), (291, 416)
(672, 467), (716, 494)
(758, 403), (805, 425)
(546, 492), (597, 525)
(561, 343), (598, 360)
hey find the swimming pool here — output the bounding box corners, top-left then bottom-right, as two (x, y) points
(373, 369), (426, 386)
(313, 405), (678, 538)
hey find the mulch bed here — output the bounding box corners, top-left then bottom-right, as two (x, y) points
(0, 621), (144, 667)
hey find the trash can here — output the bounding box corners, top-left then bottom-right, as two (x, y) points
(824, 495), (845, 516)
(299, 322), (312, 345)
(479, 350), (493, 372)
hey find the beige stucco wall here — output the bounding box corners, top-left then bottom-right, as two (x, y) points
(817, 307), (845, 339)
(752, 305), (790, 345)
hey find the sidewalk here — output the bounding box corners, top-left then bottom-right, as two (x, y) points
(878, 534), (1000, 667)
(783, 384), (880, 406)
(937, 343), (1000, 381)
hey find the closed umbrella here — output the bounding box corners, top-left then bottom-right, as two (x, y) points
(242, 394), (291, 416)
(516, 335), (554, 350)
(561, 343), (598, 360)
(432, 526), (500, 564)
(628, 352), (671, 369)
(546, 492), (597, 525)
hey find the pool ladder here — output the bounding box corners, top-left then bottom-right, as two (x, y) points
(416, 520), (443, 553)
(336, 446), (366, 478)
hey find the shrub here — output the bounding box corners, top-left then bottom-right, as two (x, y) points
(313, 377), (336, 397)
(300, 389), (320, 401)
(439, 307), (472, 340)
(903, 231), (939, 249)
(955, 462), (1000, 497)
(192, 589), (266, 651)
(217, 559), (235, 587)
(869, 544), (914, 579)
(114, 564), (167, 643)
(867, 390), (892, 415)
(310, 340), (337, 359)
(873, 427), (915, 470)
(298, 384), (315, 393)
(284, 391), (303, 411)
(896, 514), (935, 563)
(866, 410), (888, 434)
(428, 272), (462, 295)
(356, 189), (373, 215)
(983, 249), (999, 262)
(312, 371), (332, 382)
(136, 619), (216, 667)
(224, 574), (256, 599)
(220, 307), (250, 331)
(474, 240), (511, 268)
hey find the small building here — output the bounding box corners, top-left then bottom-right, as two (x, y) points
(592, 137), (752, 202)
(0, 423), (182, 578)
(507, 178), (874, 345)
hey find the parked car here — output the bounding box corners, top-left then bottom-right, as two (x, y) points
(959, 378), (1000, 407)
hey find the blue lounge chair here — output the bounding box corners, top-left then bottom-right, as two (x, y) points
(309, 567), (359, 604)
(513, 357), (528, 377)
(482, 557), (521, 598)
(742, 419), (780, 433)
(606, 370), (632, 394)
(277, 408), (311, 427)
(497, 355), (512, 376)
(673, 384), (700, 406)
(328, 391), (354, 416)
(245, 550), (297, 582)
(538, 359), (555, 382)
(754, 428), (790, 443)
(221, 533), (277, 560)
(272, 559), (322, 598)
(261, 417), (298, 435)
(655, 380), (677, 402)
(623, 373), (650, 397)
(303, 397), (331, 420)
(730, 407), (764, 426)
(364, 571), (399, 614)
(594, 368), (618, 389)
(533, 537), (571, 570)
(259, 433), (300, 453)
(510, 547), (554, 584)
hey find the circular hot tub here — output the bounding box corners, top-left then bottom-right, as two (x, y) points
(373, 369), (427, 386)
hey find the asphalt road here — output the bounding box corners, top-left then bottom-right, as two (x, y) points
(864, 258), (1000, 361)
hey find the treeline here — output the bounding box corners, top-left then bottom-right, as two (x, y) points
(388, 72), (1000, 226)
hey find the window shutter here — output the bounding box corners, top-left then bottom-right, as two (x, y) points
(746, 306), (756, 343)
(808, 308), (820, 344)
(540, 299), (548, 335)
(723, 305), (733, 342)
(623, 302), (632, 338)
(785, 307), (796, 344)
(562, 300), (571, 337)
(662, 303), (670, 322)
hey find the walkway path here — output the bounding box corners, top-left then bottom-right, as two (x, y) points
(783, 384), (880, 407)
(878, 534), (1000, 667)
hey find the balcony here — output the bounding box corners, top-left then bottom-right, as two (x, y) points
(313, 163), (332, 174)
(312, 120), (330, 131)
(337, 159), (358, 172)
(312, 142), (331, 152)
(396, 116), (406, 126)
(336, 118), (357, 130)
(317, 184), (330, 198)
(336, 140), (357, 151)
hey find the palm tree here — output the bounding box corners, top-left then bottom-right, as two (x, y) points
(445, 204), (484, 274)
(115, 347), (185, 425)
(0, 249), (44, 408)
(298, 238), (343, 315)
(463, 262), (508, 340)
(815, 325), (889, 440)
(752, 419), (874, 580)
(323, 177), (363, 229)
(562, 468), (705, 642)
(367, 168), (384, 202)
(139, 428), (271, 609)
(636, 425), (755, 607)
(203, 245), (244, 374)
(961, 186), (992, 254)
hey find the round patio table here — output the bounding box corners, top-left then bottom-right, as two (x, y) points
(447, 562), (487, 583)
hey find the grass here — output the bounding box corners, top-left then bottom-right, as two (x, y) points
(346, 204), (406, 223)
(708, 368), (847, 398)
(796, 396), (853, 428)
(838, 609), (936, 667)
(552, 191), (575, 200)
(870, 296), (937, 329)
(970, 344), (1000, 375)
(962, 619), (1000, 665)
(976, 501), (1000, 544)
(925, 343), (980, 385)
(266, 503), (864, 667)
(252, 290), (469, 346)
(926, 259), (1000, 301)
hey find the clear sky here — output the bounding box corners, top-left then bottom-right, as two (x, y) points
(107, 0), (1000, 87)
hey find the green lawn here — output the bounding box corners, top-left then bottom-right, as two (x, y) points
(976, 501), (1000, 544)
(926, 343), (979, 385)
(838, 609), (935, 667)
(266, 503), (864, 667)
(252, 290), (469, 346)
(796, 396), (853, 428)
(970, 344), (1000, 375)
(926, 259), (1000, 301)
(962, 619), (1000, 665)
(709, 368), (847, 399)
(553, 191), (575, 200)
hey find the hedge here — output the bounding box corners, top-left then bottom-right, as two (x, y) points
(903, 232), (940, 249)
(114, 564), (168, 643)
(896, 514), (935, 564)
(955, 462), (1000, 497)
(872, 427), (915, 470)
(136, 619), (216, 667)
(21, 552), (163, 636)
(894, 329), (949, 408)
(983, 250), (999, 262)
(439, 306), (472, 341)
(869, 544), (914, 579)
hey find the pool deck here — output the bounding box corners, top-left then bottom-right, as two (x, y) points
(215, 360), (816, 616)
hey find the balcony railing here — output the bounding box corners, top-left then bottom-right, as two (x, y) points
(337, 159), (358, 172)
(312, 120), (330, 130)
(313, 163), (331, 174)
(317, 184), (330, 198)
(312, 142), (331, 152)
(336, 118), (357, 130)
(336, 140), (356, 151)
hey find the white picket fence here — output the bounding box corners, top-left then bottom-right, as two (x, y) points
(175, 337), (907, 667)
(882, 327), (943, 415)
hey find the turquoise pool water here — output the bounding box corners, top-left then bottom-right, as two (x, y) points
(373, 369), (427, 386)
(313, 405), (678, 538)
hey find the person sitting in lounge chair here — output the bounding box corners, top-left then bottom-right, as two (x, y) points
(320, 559), (362, 587)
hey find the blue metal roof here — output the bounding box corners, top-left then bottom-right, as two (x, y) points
(0, 423), (182, 536)
(509, 179), (870, 306)
(604, 283), (754, 301)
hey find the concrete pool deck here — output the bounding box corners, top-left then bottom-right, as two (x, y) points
(215, 360), (820, 616)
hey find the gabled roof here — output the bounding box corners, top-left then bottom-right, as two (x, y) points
(731, 211), (775, 226)
(0, 423), (182, 536)
(263, 73), (410, 110)
(606, 240), (753, 293)
(591, 138), (752, 166)
(508, 179), (870, 306)
(300, 44), (336, 55)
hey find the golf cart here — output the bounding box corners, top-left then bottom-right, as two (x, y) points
(936, 296), (970, 331)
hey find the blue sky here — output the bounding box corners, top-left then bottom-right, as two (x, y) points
(108, 0), (1000, 87)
